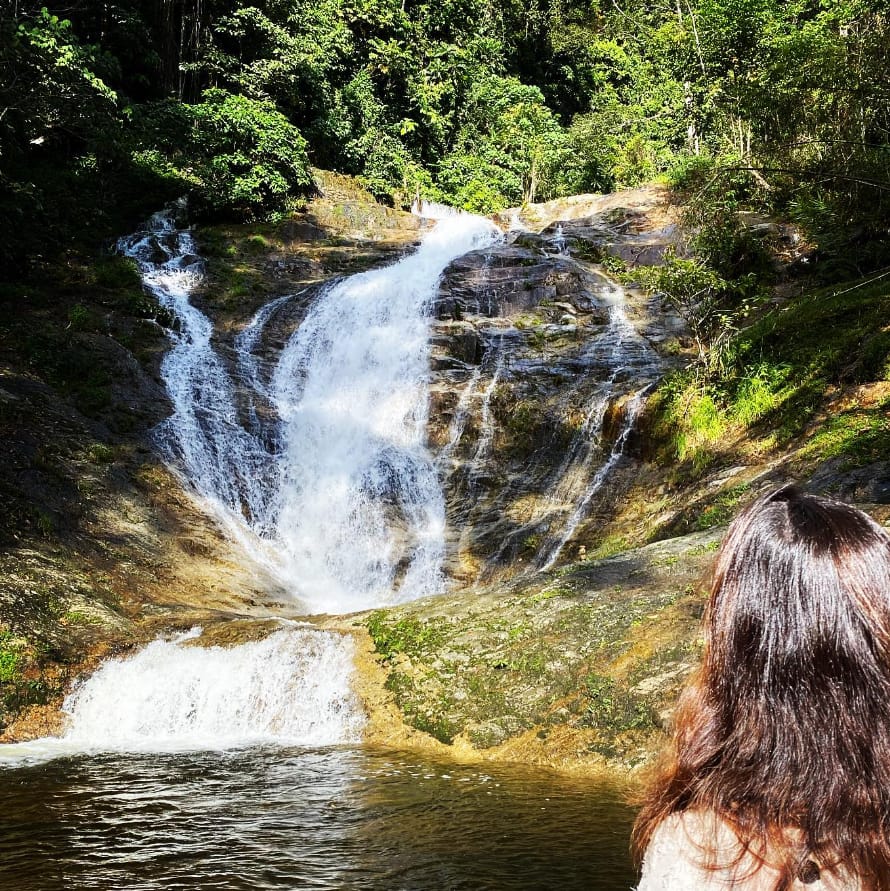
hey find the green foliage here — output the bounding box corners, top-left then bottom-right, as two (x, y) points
(653, 274), (890, 473)
(93, 256), (141, 290)
(67, 304), (94, 331)
(637, 252), (759, 374)
(367, 611), (447, 661)
(3, 0), (890, 278)
(135, 89), (313, 219)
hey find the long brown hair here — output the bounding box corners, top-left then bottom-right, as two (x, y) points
(633, 485), (890, 887)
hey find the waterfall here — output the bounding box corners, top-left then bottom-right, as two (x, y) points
(0, 627), (363, 761)
(437, 364), (484, 468)
(118, 214), (277, 542)
(120, 208), (500, 614)
(269, 213), (500, 612)
(551, 224), (568, 255)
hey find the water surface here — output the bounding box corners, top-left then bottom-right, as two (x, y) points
(0, 746), (637, 890)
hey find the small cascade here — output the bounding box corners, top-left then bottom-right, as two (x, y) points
(471, 275), (662, 577)
(437, 364), (484, 468)
(412, 199), (466, 220)
(538, 384), (652, 570)
(235, 292), (299, 403)
(467, 338), (506, 493)
(551, 224), (568, 255)
(118, 214), (277, 541)
(63, 627), (362, 750)
(532, 286), (661, 569)
(0, 627), (363, 761)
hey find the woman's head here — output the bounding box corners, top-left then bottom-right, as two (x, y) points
(707, 485), (890, 733)
(634, 486), (890, 884)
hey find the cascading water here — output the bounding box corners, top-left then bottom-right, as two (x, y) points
(120, 206), (501, 613)
(466, 336), (506, 494)
(534, 286), (662, 569)
(268, 212), (501, 611)
(63, 627), (362, 750)
(469, 260), (663, 577)
(0, 625), (362, 762)
(118, 213), (279, 544)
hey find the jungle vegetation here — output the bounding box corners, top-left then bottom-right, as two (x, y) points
(2, 0), (889, 277)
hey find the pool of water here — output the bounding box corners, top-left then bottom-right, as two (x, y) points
(0, 746), (638, 890)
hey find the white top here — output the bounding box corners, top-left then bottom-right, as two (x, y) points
(637, 811), (857, 890)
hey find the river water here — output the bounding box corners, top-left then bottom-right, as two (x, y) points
(0, 748), (636, 890)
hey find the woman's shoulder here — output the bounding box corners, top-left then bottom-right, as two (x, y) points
(636, 811), (750, 890)
(636, 811), (857, 891)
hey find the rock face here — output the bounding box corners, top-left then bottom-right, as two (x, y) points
(426, 191), (684, 584)
(326, 528), (719, 773)
(192, 185), (684, 592)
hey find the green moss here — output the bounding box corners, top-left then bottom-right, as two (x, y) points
(87, 443), (116, 464)
(62, 610), (103, 626)
(0, 637), (22, 683)
(384, 669), (460, 744)
(581, 672), (658, 735)
(411, 712), (460, 745)
(527, 586), (572, 605)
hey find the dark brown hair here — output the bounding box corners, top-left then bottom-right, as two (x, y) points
(633, 485), (890, 888)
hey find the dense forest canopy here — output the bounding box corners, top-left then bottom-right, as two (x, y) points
(2, 0), (888, 273)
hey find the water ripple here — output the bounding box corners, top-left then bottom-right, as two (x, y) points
(0, 747), (636, 890)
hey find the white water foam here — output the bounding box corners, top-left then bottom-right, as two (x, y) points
(0, 626), (363, 764)
(267, 213), (500, 612)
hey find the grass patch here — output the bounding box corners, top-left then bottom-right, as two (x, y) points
(244, 234), (272, 253)
(652, 277), (890, 474)
(799, 400), (890, 469)
(87, 443), (116, 464)
(591, 533), (631, 560)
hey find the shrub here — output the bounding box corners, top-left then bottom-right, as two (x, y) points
(134, 89), (314, 220)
